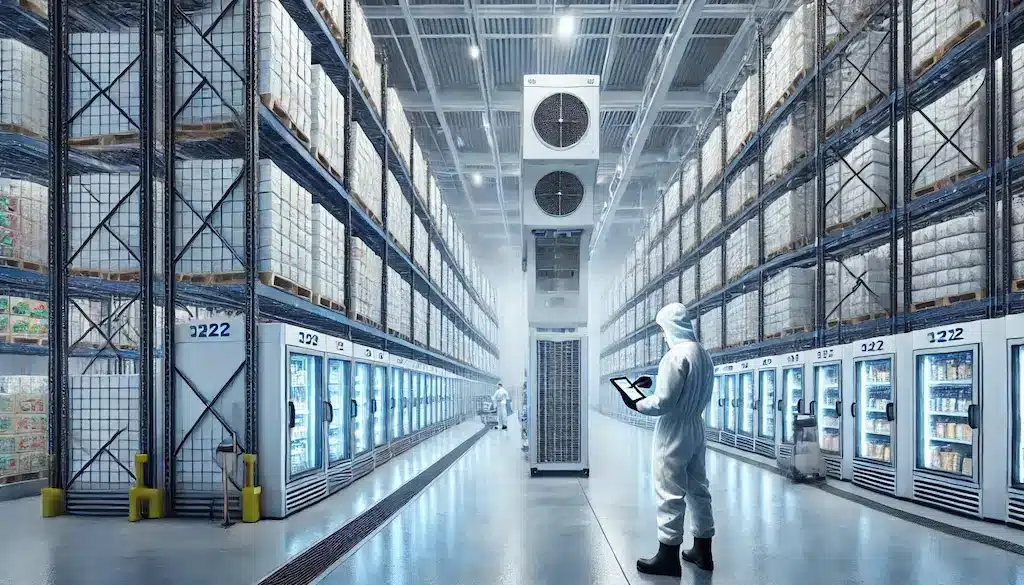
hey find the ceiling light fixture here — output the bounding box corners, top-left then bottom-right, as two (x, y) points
(472, 172), (483, 186)
(469, 45), (480, 60)
(557, 14), (575, 39)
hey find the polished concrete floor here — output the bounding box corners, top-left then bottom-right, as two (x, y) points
(322, 415), (1024, 585)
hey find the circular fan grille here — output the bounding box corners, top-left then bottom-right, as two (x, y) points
(533, 92), (589, 149)
(534, 171), (584, 217)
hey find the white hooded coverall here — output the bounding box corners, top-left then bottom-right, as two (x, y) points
(636, 303), (716, 546)
(492, 386), (510, 427)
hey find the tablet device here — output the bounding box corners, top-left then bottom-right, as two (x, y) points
(611, 377), (647, 402)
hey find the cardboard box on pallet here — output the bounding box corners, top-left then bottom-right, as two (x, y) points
(726, 217), (759, 282)
(647, 242), (663, 282)
(387, 171), (412, 252)
(1013, 192), (1024, 285)
(386, 267), (412, 338)
(700, 190), (722, 240)
(726, 73), (760, 162)
(825, 134), (891, 231)
(664, 179), (681, 221)
(764, 182), (815, 258)
(699, 306), (723, 351)
(352, 123), (384, 221)
(825, 29), (890, 132)
(412, 140), (429, 203)
(824, 0), (888, 45)
(663, 223), (680, 269)
(765, 101), (813, 185)
(726, 289), (759, 347)
(764, 267), (815, 337)
(681, 204), (697, 254)
(69, 299), (105, 347)
(0, 40), (48, 138)
(910, 0), (983, 77)
(0, 178), (47, 267)
(347, 0), (382, 112)
(312, 204), (345, 308)
(726, 163), (758, 219)
(663, 275), (680, 304)
(310, 65), (346, 179)
(699, 247), (723, 296)
(69, 174), (164, 276)
(911, 211), (986, 306)
(681, 159), (699, 209)
(429, 242), (441, 287)
(176, 0), (310, 137)
(386, 88), (412, 168)
(174, 159), (311, 289)
(765, 2), (816, 111)
(681, 265), (697, 306)
(351, 237), (383, 323)
(413, 290), (427, 345)
(413, 215), (428, 269)
(910, 70), (986, 195)
(647, 200), (663, 238)
(701, 126), (723, 191)
(429, 303), (441, 350)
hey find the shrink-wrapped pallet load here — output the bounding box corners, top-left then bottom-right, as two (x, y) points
(910, 70), (985, 196)
(765, 2), (815, 112)
(909, 0), (984, 78)
(681, 205), (697, 253)
(726, 217), (759, 282)
(1013, 192), (1024, 286)
(681, 159), (699, 209)
(699, 247), (723, 296)
(386, 171), (412, 253)
(764, 267), (815, 337)
(647, 240), (663, 282)
(0, 178), (48, 268)
(911, 211), (986, 307)
(352, 124), (384, 222)
(311, 204), (345, 309)
(351, 237), (383, 324)
(176, 0), (309, 135)
(701, 126), (724, 191)
(825, 30), (890, 133)
(413, 140), (429, 203)
(765, 102), (813, 185)
(386, 87), (412, 167)
(681, 265), (697, 306)
(699, 306), (723, 351)
(664, 179), (681, 221)
(0, 40), (48, 137)
(347, 0), (382, 111)
(825, 135), (891, 231)
(726, 290), (759, 347)
(664, 223), (680, 269)
(310, 65), (346, 179)
(726, 73), (760, 161)
(429, 242), (441, 286)
(764, 182), (815, 258)
(429, 303), (441, 350)
(700, 190), (722, 240)
(663, 276), (680, 304)
(413, 215), (428, 270)
(413, 290), (428, 345)
(726, 163), (758, 218)
(824, 242), (899, 323)
(648, 200), (663, 238)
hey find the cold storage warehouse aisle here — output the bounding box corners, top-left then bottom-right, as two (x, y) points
(0, 422), (482, 585)
(322, 415), (1024, 585)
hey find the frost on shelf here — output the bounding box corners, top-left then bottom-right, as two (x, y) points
(0, 178), (47, 267)
(764, 267), (815, 337)
(173, 159), (312, 288)
(69, 173), (164, 275)
(700, 189), (722, 240)
(726, 289), (759, 347)
(312, 204), (345, 307)
(911, 211), (986, 305)
(825, 134), (891, 231)
(175, 0), (311, 137)
(910, 70), (986, 195)
(0, 40), (48, 138)
(311, 65), (346, 179)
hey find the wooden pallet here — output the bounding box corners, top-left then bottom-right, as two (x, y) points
(260, 94), (310, 148)
(311, 148), (343, 181)
(725, 339), (757, 349)
(766, 238), (809, 261)
(913, 19), (985, 79)
(911, 167), (981, 200)
(18, 0), (46, 17)
(910, 290), (984, 312)
(9, 335), (46, 346)
(388, 329), (412, 344)
(104, 270), (140, 282)
(176, 121), (236, 141)
(68, 131), (140, 149)
(70, 267), (104, 278)
(0, 471), (42, 486)
(354, 312), (382, 330)
(315, 294), (345, 313)
(1012, 138), (1024, 158)
(259, 272), (312, 302)
(828, 311), (889, 328)
(766, 69), (808, 119)
(825, 97), (880, 138)
(825, 208), (882, 235)
(727, 266), (756, 284)
(176, 271), (247, 284)
(728, 132), (755, 162)
(314, 0), (345, 47)
(351, 193), (383, 227)
(765, 325), (814, 340)
(1013, 278), (1024, 292)
(0, 122), (43, 140)
(0, 257), (45, 273)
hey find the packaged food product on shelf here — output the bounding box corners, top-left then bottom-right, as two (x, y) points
(699, 306), (723, 351)
(0, 376), (48, 482)
(311, 205), (345, 309)
(763, 182), (814, 258)
(726, 163), (758, 219)
(663, 223), (680, 269)
(825, 242), (900, 322)
(352, 123), (384, 222)
(386, 171), (412, 253)
(726, 73), (759, 161)
(701, 126), (723, 191)
(0, 178), (48, 267)
(764, 267), (815, 337)
(413, 215), (428, 270)
(725, 289), (759, 347)
(429, 303), (441, 350)
(347, 0), (382, 111)
(350, 237), (383, 325)
(825, 29), (890, 133)
(681, 205), (697, 254)
(825, 134), (891, 231)
(413, 290), (427, 345)
(699, 247), (723, 296)
(909, 0), (983, 78)
(385, 87), (412, 167)
(0, 39), (48, 138)
(664, 179), (681, 221)
(764, 2), (815, 112)
(700, 190), (722, 239)
(725, 217), (758, 282)
(310, 65), (346, 179)
(765, 102), (813, 185)
(910, 210), (986, 306)
(681, 265), (697, 306)
(386, 267), (412, 338)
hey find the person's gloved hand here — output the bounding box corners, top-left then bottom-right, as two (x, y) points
(634, 376), (653, 390)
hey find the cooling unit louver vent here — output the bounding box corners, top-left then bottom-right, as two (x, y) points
(535, 338), (582, 464)
(533, 92), (589, 149)
(534, 171), (584, 217)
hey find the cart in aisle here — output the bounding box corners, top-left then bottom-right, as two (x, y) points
(476, 397), (498, 426)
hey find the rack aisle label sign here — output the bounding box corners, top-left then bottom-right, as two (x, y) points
(855, 336), (893, 355)
(913, 320), (982, 347)
(177, 318), (243, 343)
(286, 325), (324, 349)
(352, 343), (389, 363)
(325, 335), (353, 357)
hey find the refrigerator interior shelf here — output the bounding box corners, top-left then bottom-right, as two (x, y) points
(929, 380), (974, 386)
(866, 431), (891, 437)
(928, 411), (969, 417)
(865, 407), (887, 413)
(930, 436), (973, 445)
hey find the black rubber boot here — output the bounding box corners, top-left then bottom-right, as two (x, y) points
(636, 543), (682, 577)
(680, 538), (714, 571)
(502, 425), (508, 430)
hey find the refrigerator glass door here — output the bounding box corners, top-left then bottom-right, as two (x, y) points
(724, 375), (738, 432)
(758, 370), (776, 439)
(390, 368), (403, 440)
(430, 377), (438, 425)
(814, 364), (842, 455)
(782, 367), (804, 444)
(856, 357), (894, 465)
(739, 372), (755, 436)
(403, 370), (413, 437)
(326, 358), (349, 463)
(916, 349), (978, 479)
(372, 365), (387, 446)
(287, 352), (321, 479)
(1013, 344), (1024, 487)
(352, 363), (372, 455)
(707, 376), (722, 429)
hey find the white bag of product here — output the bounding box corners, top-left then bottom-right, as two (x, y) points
(779, 413), (827, 482)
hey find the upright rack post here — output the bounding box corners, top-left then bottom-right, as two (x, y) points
(161, 0), (177, 511)
(242, 0), (261, 464)
(814, 0), (827, 343)
(756, 22), (766, 345)
(139, 0), (158, 490)
(985, 0), (1000, 318)
(888, 0), (899, 335)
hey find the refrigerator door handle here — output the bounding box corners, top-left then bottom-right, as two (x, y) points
(834, 400), (842, 418)
(885, 403), (895, 422)
(850, 402), (857, 417)
(287, 402), (296, 429)
(391, 397), (396, 409)
(350, 399), (357, 418)
(325, 401), (333, 423)
(753, 400), (760, 410)
(808, 400), (815, 414)
(797, 399), (804, 412)
(372, 399), (378, 413)
(967, 404), (979, 429)
(777, 399), (783, 411)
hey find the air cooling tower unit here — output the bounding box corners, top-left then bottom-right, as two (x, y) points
(528, 329), (589, 475)
(522, 74), (600, 161)
(526, 229), (590, 326)
(521, 162), (598, 229)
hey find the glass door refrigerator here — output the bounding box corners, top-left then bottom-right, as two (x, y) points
(402, 368), (413, 439)
(913, 342), (980, 515)
(722, 374), (738, 446)
(756, 366), (777, 458)
(737, 370), (756, 453)
(780, 357), (805, 453)
(389, 360), (405, 441)
(351, 360), (373, 460)
(287, 351), (323, 480)
(812, 361), (842, 477)
(1011, 335), (1024, 526)
(853, 352), (896, 494)
(705, 375), (723, 442)
(372, 362), (387, 448)
(325, 347), (350, 466)
(412, 370), (423, 432)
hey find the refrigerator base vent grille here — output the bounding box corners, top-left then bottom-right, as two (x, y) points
(912, 474), (981, 517)
(852, 461), (896, 495)
(373, 446), (393, 467)
(285, 475), (329, 516)
(258, 426), (488, 585)
(351, 454), (375, 482)
(1007, 491), (1024, 528)
(778, 444), (794, 460)
(328, 461), (354, 493)
(65, 491), (129, 516)
(390, 436), (413, 456)
(755, 439), (775, 458)
(705, 429), (721, 443)
(720, 431), (736, 447)
(824, 456), (842, 479)
(736, 435), (754, 453)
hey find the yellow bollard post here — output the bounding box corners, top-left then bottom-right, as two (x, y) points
(41, 454), (65, 518)
(128, 454), (164, 522)
(241, 454), (261, 523)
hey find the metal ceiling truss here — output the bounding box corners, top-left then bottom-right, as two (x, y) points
(396, 89), (716, 112)
(362, 3), (773, 19)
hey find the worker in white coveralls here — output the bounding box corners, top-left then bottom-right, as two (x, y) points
(617, 302), (716, 575)
(492, 383), (510, 431)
